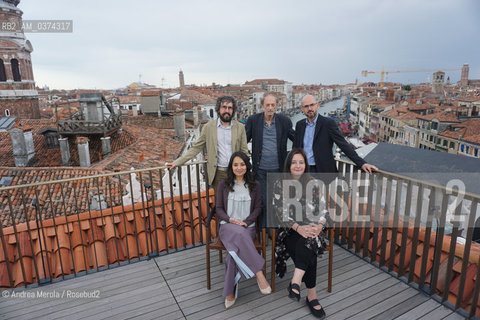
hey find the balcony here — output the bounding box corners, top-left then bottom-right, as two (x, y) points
(57, 112), (122, 136)
(0, 161), (478, 319)
(57, 93), (122, 136)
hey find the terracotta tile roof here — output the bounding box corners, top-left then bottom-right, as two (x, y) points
(417, 111), (460, 123)
(166, 99), (196, 112)
(457, 96), (480, 103)
(464, 136), (480, 144)
(0, 122), (189, 229)
(396, 111), (421, 120)
(0, 190), (214, 287)
(382, 106), (419, 120)
(140, 90), (162, 97)
(122, 116), (176, 129)
(438, 128), (465, 140)
(187, 87), (216, 96)
(179, 89), (216, 104)
(118, 95), (141, 104)
(439, 119), (480, 144)
(369, 100), (394, 108)
(408, 103), (435, 111)
(244, 79), (286, 85)
(0, 123), (136, 168)
(95, 124), (186, 172)
(0, 167), (107, 227)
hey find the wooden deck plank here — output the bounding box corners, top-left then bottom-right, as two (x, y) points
(1, 267), (165, 317)
(370, 293), (430, 320)
(166, 246), (279, 292)
(129, 309), (186, 320)
(4, 277), (168, 319)
(345, 286), (420, 319)
(418, 305), (454, 319)
(177, 250), (351, 308)
(272, 258), (391, 320)
(293, 277), (401, 320)
(324, 278), (409, 320)
(186, 254), (370, 320)
(176, 249), (349, 308)
(0, 243), (467, 320)
(67, 284), (174, 320)
(237, 265), (387, 320)
(98, 297), (180, 320)
(393, 299), (443, 320)
(181, 251), (355, 318)
(0, 261), (159, 309)
(442, 311), (467, 320)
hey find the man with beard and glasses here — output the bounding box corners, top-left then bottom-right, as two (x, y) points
(293, 94), (377, 174)
(168, 96), (248, 194)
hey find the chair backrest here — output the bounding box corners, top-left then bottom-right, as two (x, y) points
(205, 207), (216, 228)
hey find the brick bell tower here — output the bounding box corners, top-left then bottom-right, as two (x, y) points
(0, 0), (40, 119)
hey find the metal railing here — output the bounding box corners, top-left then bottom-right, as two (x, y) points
(0, 162), (214, 288)
(2, 158), (479, 317)
(333, 160), (480, 318)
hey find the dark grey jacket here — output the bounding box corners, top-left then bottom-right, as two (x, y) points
(245, 112), (295, 172)
(293, 115), (366, 172)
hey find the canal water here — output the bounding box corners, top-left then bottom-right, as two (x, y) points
(287, 96), (346, 149)
(289, 96), (346, 124)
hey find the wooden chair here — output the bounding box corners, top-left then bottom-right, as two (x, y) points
(270, 227), (334, 292)
(205, 207), (267, 290)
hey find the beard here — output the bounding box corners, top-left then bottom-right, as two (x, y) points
(219, 112), (232, 122)
(306, 110), (317, 119)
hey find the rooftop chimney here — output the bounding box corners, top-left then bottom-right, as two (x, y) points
(59, 137), (71, 166)
(174, 108), (185, 141)
(76, 136), (91, 167)
(9, 126), (35, 167)
(193, 105), (199, 128)
(101, 136), (111, 158)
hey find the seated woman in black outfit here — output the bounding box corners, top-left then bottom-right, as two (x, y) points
(272, 148), (330, 319)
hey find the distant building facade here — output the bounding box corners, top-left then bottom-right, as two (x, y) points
(0, 0), (39, 119)
(432, 71), (445, 95)
(179, 70), (185, 88)
(461, 64), (469, 87)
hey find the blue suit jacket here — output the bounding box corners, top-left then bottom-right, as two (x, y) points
(293, 115), (366, 172)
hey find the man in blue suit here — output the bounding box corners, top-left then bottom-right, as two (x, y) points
(293, 94), (377, 174)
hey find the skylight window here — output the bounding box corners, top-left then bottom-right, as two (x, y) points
(0, 176), (13, 186)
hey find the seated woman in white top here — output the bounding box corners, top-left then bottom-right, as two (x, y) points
(216, 151), (271, 309)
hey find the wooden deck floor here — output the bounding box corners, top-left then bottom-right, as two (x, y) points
(0, 244), (466, 319)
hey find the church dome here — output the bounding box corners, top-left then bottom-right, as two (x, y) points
(3, 0), (20, 6)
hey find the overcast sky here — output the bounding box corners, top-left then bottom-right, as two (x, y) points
(18, 0), (480, 89)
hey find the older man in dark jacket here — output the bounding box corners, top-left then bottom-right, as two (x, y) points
(245, 93), (295, 226)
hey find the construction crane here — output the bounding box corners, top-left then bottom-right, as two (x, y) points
(361, 66), (462, 87)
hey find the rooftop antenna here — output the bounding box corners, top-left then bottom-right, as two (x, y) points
(161, 77), (165, 88)
(139, 74), (142, 84)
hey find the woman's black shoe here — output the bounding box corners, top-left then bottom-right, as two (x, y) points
(306, 297), (326, 319)
(287, 282), (301, 301)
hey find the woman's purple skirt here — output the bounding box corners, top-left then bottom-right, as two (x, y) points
(219, 223), (265, 297)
